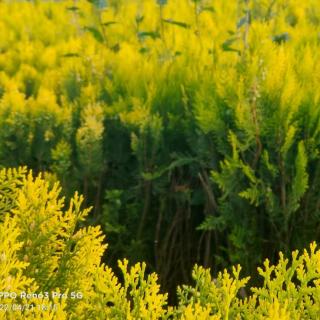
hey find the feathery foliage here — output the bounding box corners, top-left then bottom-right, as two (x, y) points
(1, 0), (320, 302)
(0, 168), (319, 318)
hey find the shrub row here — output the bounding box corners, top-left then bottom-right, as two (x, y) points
(0, 168), (320, 319)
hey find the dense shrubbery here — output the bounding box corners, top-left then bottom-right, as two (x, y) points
(1, 168), (320, 319)
(1, 0), (320, 302)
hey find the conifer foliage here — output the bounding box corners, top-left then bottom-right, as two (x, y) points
(1, 0), (320, 315)
(0, 168), (320, 318)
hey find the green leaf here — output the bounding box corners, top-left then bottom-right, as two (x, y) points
(197, 215), (227, 231)
(137, 31), (160, 40)
(61, 53), (80, 58)
(66, 6), (80, 12)
(135, 15), (144, 24)
(221, 37), (241, 53)
(139, 47), (150, 54)
(281, 125), (297, 157)
(83, 26), (104, 43)
(272, 32), (290, 44)
(261, 151), (278, 178)
(237, 15), (249, 28)
(89, 0), (108, 9)
(157, 0), (167, 5)
(201, 6), (215, 13)
(287, 141), (308, 214)
(111, 43), (120, 52)
(162, 19), (190, 29)
(142, 156), (197, 181)
(239, 185), (260, 206)
(102, 21), (117, 27)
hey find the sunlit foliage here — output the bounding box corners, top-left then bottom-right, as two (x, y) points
(0, 168), (320, 318)
(1, 0), (320, 309)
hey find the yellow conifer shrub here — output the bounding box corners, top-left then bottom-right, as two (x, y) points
(0, 168), (167, 319)
(0, 168), (320, 319)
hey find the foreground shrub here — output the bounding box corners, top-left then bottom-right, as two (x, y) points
(0, 168), (319, 319)
(0, 168), (167, 319)
(176, 245), (320, 319)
